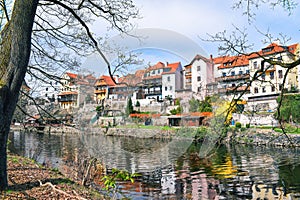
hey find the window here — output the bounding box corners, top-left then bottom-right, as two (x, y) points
(169, 86), (172, 90)
(231, 71), (235, 76)
(165, 87), (167, 91)
(279, 84), (283, 91)
(253, 61), (258, 69)
(157, 69), (160, 73)
(271, 86), (275, 92)
(197, 87), (201, 92)
(152, 70), (155, 74)
(246, 70), (250, 74)
(262, 87), (266, 93)
(239, 71), (243, 75)
(197, 66), (201, 71)
(254, 87), (258, 93)
(167, 76), (171, 81)
(232, 83), (236, 87)
(46, 87), (48, 91)
(278, 70), (283, 78)
(45, 93), (47, 97)
(222, 72), (226, 77)
(270, 71), (274, 80)
(197, 76), (201, 81)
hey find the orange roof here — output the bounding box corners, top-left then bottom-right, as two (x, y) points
(147, 62), (165, 71)
(117, 69), (145, 87)
(249, 43), (298, 58)
(162, 62), (181, 75)
(214, 55), (249, 69)
(66, 72), (78, 79)
(95, 75), (116, 86)
(58, 91), (78, 96)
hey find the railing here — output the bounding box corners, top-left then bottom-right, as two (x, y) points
(58, 97), (77, 102)
(145, 90), (162, 95)
(216, 74), (250, 82)
(94, 89), (106, 94)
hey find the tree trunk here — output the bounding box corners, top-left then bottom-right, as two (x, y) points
(0, 0), (38, 190)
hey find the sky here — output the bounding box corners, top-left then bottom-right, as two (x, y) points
(83, 0), (300, 76)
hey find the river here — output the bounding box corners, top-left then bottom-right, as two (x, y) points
(8, 131), (300, 199)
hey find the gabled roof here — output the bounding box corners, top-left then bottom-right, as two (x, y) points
(214, 55), (249, 69)
(162, 62), (181, 75)
(146, 62), (165, 71)
(249, 42), (298, 59)
(66, 72), (78, 79)
(95, 75), (116, 86)
(116, 69), (145, 87)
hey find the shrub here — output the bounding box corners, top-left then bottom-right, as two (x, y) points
(235, 122), (242, 128)
(246, 123), (250, 128)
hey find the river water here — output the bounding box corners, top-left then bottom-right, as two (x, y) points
(8, 131), (300, 199)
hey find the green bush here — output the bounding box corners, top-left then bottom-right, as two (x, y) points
(246, 123), (250, 128)
(235, 122), (242, 128)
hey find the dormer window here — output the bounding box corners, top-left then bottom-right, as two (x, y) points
(262, 47), (273, 53)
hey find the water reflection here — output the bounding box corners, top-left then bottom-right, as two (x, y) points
(8, 131), (300, 199)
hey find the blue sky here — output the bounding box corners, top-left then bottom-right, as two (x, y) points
(85, 0), (300, 75)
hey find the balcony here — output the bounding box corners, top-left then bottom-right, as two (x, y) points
(58, 96), (77, 102)
(144, 90), (162, 95)
(218, 86), (250, 94)
(94, 89), (106, 94)
(216, 74), (250, 82)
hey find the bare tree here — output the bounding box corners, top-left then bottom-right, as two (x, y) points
(0, 0), (139, 190)
(205, 0), (299, 144)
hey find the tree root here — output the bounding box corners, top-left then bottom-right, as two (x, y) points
(38, 180), (88, 200)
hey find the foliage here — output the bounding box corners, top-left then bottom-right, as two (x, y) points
(275, 94), (300, 123)
(125, 97), (134, 117)
(175, 98), (181, 106)
(102, 168), (140, 199)
(189, 97), (199, 112)
(194, 126), (208, 141)
(235, 122), (242, 128)
(135, 100), (140, 107)
(199, 96), (213, 112)
(246, 123), (250, 128)
(170, 106), (182, 115)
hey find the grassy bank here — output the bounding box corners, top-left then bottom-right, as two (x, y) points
(1, 153), (105, 200)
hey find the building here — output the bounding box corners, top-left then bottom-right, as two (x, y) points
(161, 62), (183, 100)
(184, 55), (214, 100)
(247, 43), (299, 111)
(39, 80), (60, 103)
(94, 75), (116, 104)
(213, 54), (250, 96)
(58, 72), (95, 110)
(142, 62), (183, 101)
(108, 69), (145, 101)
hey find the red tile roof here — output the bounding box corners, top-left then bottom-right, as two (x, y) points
(249, 43), (298, 58)
(147, 62), (165, 71)
(95, 75), (116, 86)
(214, 55), (249, 69)
(162, 62), (181, 75)
(66, 72), (78, 79)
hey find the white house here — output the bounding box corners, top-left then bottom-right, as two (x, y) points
(184, 55), (214, 100)
(161, 62), (183, 99)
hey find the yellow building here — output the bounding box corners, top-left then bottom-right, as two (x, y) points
(58, 72), (96, 110)
(94, 75), (116, 104)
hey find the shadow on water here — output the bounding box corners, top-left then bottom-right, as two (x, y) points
(8, 131), (300, 199)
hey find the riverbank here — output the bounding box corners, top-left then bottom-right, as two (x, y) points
(230, 127), (300, 147)
(10, 124), (300, 147)
(1, 153), (104, 199)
